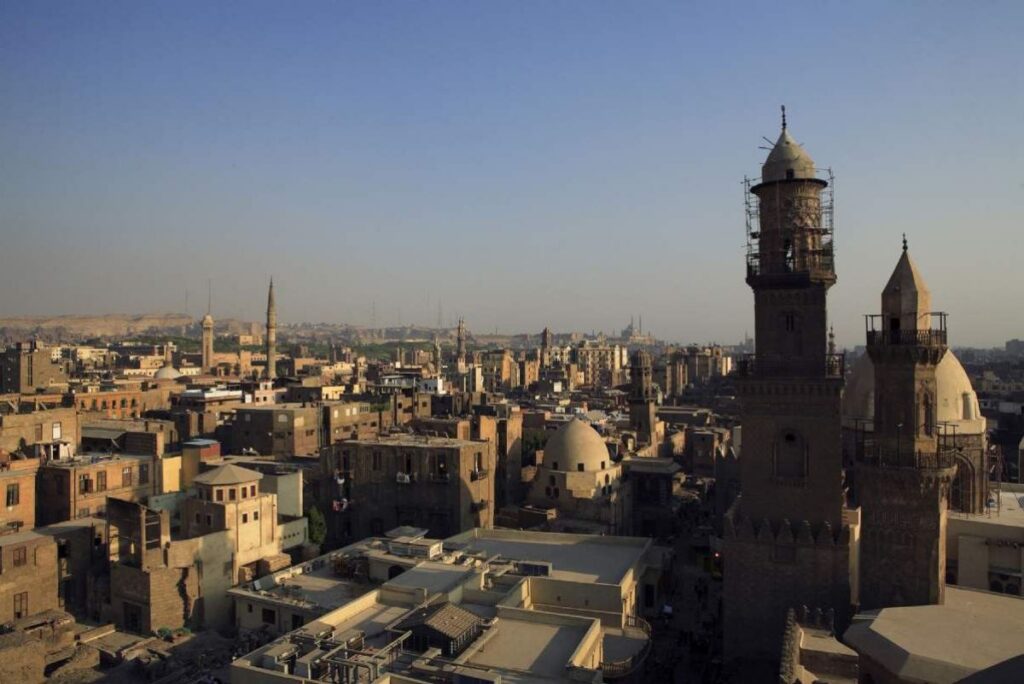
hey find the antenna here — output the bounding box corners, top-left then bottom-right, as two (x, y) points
(902, 233), (908, 252)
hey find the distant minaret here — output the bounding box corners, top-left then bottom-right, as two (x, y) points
(266, 278), (277, 381)
(540, 326), (553, 369)
(201, 313), (214, 374)
(434, 336), (443, 374)
(456, 318), (467, 367)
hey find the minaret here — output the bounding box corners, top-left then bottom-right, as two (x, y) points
(433, 335), (443, 374)
(456, 318), (467, 371)
(723, 110), (851, 661)
(629, 350), (657, 446)
(266, 278), (277, 381)
(856, 239), (956, 610)
(201, 280), (214, 373)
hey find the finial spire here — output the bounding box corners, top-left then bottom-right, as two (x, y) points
(902, 233), (908, 252)
(781, 104), (787, 131)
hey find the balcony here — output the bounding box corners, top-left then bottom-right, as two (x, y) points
(865, 312), (948, 348)
(602, 615), (653, 681)
(470, 468), (489, 482)
(853, 438), (958, 470)
(736, 352), (845, 378)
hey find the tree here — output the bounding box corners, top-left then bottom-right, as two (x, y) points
(307, 505), (326, 547)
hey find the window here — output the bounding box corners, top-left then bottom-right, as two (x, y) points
(78, 475), (92, 494)
(194, 513), (200, 524)
(475, 452), (483, 471)
(139, 464), (150, 485)
(121, 466), (133, 487)
(13, 546), (28, 567)
(5, 483), (19, 507)
(552, 462), (559, 471)
(253, 511), (259, 521)
(247, 603), (253, 613)
(229, 488), (237, 501)
(96, 471), (107, 492)
(251, 485), (256, 497)
(242, 513), (249, 523)
(52, 422), (62, 440)
(35, 424), (43, 441)
(14, 592), (28, 619)
(262, 608), (276, 624)
(577, 463), (584, 472)
(216, 489), (224, 502)
(241, 486), (247, 499)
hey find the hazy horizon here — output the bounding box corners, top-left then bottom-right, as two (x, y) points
(2, 2), (1022, 348)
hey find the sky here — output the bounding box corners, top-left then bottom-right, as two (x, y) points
(1, 2), (1022, 347)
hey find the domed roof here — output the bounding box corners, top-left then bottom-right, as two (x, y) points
(762, 128), (817, 183)
(154, 364), (181, 380)
(544, 419), (610, 472)
(842, 351), (984, 434)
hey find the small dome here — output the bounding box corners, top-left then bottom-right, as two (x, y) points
(762, 128), (816, 183)
(154, 364), (181, 380)
(201, 313), (214, 327)
(544, 419), (610, 472)
(842, 351), (983, 434)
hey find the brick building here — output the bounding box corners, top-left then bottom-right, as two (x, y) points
(0, 530), (58, 623)
(37, 452), (156, 524)
(0, 341), (67, 394)
(0, 450), (40, 531)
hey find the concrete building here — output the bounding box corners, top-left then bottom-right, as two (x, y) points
(231, 527), (666, 684)
(0, 449), (41, 531)
(323, 435), (495, 545)
(0, 340), (68, 394)
(572, 341), (627, 388)
(723, 118), (854, 662)
(232, 404), (322, 458)
(0, 402), (79, 456)
(946, 485), (1024, 597)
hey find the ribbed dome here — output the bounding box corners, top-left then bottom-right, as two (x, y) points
(544, 419), (610, 472)
(762, 128), (817, 183)
(154, 364), (181, 380)
(842, 351), (984, 434)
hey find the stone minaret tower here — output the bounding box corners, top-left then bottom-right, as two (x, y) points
(540, 327), (553, 369)
(629, 349), (657, 446)
(433, 336), (443, 374)
(723, 111), (851, 661)
(201, 312), (214, 373)
(266, 278), (277, 381)
(856, 240), (956, 610)
(456, 318), (467, 371)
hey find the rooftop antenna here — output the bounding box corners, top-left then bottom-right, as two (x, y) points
(781, 104), (787, 131)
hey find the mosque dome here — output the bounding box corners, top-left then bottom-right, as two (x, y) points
(544, 419), (611, 472)
(762, 128), (817, 183)
(842, 351), (984, 434)
(154, 364), (182, 381)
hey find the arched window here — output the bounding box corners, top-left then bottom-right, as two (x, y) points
(775, 430), (806, 479)
(604, 474), (610, 485)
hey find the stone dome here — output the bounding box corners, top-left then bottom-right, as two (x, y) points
(762, 128), (817, 183)
(544, 419), (610, 472)
(842, 351), (984, 434)
(154, 364), (181, 380)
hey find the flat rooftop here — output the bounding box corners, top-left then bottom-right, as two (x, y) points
(464, 617), (587, 678)
(448, 529), (648, 584)
(344, 435), (485, 448)
(949, 489), (1024, 528)
(845, 586), (1024, 683)
(231, 562), (371, 613)
(317, 599), (407, 649)
(381, 561), (474, 595)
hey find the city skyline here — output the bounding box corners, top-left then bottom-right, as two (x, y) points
(2, 2), (1022, 347)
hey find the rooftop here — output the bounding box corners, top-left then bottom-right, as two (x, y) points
(949, 489), (1024, 529)
(844, 587), (1024, 683)
(464, 617), (588, 678)
(193, 462), (263, 486)
(230, 555), (372, 613)
(447, 528), (649, 584)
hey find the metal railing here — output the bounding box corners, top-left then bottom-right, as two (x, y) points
(866, 329), (947, 347)
(602, 615), (653, 680)
(853, 439), (958, 470)
(736, 352), (844, 378)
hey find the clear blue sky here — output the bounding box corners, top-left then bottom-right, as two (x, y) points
(2, 2), (1021, 346)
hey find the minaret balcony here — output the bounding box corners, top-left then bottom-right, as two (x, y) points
(864, 313), (948, 348)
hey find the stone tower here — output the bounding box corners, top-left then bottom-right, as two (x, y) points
(629, 349), (657, 446)
(266, 278), (277, 381)
(723, 112), (852, 662)
(201, 312), (214, 373)
(855, 241), (957, 610)
(456, 318), (467, 370)
(540, 326), (553, 369)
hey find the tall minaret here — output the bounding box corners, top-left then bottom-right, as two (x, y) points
(723, 110), (851, 661)
(856, 239), (956, 610)
(433, 335), (443, 374)
(266, 278), (277, 381)
(456, 317), (467, 371)
(629, 349), (657, 446)
(201, 312), (214, 374)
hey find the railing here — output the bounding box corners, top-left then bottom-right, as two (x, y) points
(866, 328), (947, 347)
(601, 615), (653, 680)
(470, 468), (489, 482)
(745, 247), (835, 280)
(854, 440), (958, 470)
